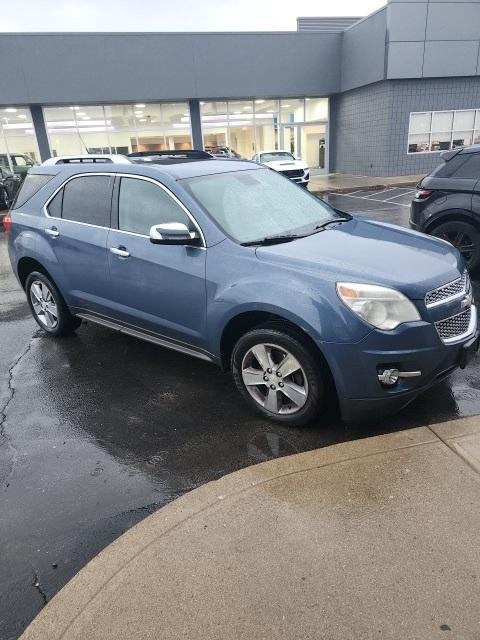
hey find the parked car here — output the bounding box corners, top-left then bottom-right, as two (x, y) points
(0, 153), (37, 179)
(0, 166), (22, 213)
(253, 150), (309, 186)
(6, 158), (478, 426)
(206, 146), (241, 159)
(410, 144), (480, 274)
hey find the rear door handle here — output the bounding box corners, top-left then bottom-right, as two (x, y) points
(45, 227), (59, 238)
(110, 246), (130, 258)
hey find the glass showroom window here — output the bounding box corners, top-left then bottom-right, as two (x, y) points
(201, 97), (328, 162)
(45, 103), (192, 157)
(228, 100), (254, 159)
(408, 109), (480, 154)
(201, 101), (229, 153)
(0, 106), (40, 174)
(254, 99), (279, 153)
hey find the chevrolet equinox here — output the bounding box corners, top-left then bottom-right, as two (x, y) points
(6, 156), (479, 426)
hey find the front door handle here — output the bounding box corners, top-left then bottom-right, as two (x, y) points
(45, 227), (59, 238)
(110, 246), (130, 258)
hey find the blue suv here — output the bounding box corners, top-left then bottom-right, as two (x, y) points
(6, 155), (479, 426)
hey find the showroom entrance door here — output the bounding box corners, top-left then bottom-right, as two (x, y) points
(280, 123), (328, 174)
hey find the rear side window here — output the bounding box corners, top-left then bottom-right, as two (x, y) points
(432, 153), (480, 179)
(61, 175), (113, 226)
(451, 154), (480, 179)
(11, 174), (53, 209)
(47, 189), (63, 217)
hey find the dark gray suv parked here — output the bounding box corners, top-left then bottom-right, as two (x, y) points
(410, 145), (480, 274)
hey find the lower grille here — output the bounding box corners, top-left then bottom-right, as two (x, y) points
(435, 307), (472, 343)
(281, 169), (304, 178)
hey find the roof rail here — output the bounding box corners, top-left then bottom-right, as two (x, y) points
(127, 150), (213, 159)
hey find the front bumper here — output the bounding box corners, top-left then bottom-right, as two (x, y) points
(323, 308), (479, 421)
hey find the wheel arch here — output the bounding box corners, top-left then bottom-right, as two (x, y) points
(424, 209), (480, 234)
(17, 257), (54, 290)
(219, 310), (336, 395)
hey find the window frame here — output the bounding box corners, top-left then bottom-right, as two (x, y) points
(44, 172), (205, 246)
(44, 173), (115, 228)
(407, 108), (480, 155)
(111, 174), (206, 247)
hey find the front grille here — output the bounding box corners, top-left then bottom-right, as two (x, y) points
(281, 169), (304, 178)
(425, 271), (468, 307)
(435, 307), (472, 342)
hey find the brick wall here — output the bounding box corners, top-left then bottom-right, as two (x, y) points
(331, 77), (480, 176)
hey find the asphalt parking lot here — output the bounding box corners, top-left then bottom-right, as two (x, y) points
(2, 189), (480, 639)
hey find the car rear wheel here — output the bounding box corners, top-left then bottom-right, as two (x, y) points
(431, 220), (480, 275)
(231, 325), (325, 427)
(26, 271), (82, 336)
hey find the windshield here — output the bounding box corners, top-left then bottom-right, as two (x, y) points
(260, 152), (295, 162)
(184, 168), (342, 244)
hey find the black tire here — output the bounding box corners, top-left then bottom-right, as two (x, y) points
(431, 220), (480, 276)
(25, 271), (82, 336)
(231, 324), (325, 427)
(0, 188), (9, 211)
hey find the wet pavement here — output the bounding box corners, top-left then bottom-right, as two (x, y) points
(1, 192), (480, 639)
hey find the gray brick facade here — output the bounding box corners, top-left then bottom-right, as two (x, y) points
(331, 77), (480, 176)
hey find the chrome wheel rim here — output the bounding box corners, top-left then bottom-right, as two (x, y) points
(29, 280), (59, 330)
(241, 343), (309, 415)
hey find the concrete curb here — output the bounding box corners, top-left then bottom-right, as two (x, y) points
(310, 180), (418, 195)
(20, 416), (480, 639)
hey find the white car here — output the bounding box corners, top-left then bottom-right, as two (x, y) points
(252, 150), (309, 187)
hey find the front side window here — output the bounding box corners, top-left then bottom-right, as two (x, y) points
(61, 175), (113, 226)
(184, 168), (341, 244)
(118, 177), (191, 235)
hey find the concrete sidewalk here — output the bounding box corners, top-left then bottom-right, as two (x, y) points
(309, 172), (423, 194)
(21, 417), (480, 640)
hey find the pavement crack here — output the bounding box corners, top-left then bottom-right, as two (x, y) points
(32, 571), (48, 607)
(0, 333), (39, 489)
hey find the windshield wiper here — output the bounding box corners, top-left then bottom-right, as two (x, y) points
(241, 234), (304, 246)
(314, 214), (352, 231)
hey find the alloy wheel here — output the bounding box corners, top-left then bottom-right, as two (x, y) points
(241, 343), (309, 415)
(436, 227), (477, 266)
(29, 280), (59, 330)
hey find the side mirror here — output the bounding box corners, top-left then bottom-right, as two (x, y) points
(149, 222), (201, 246)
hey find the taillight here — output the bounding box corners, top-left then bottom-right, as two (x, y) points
(3, 214), (12, 236)
(415, 189), (433, 200)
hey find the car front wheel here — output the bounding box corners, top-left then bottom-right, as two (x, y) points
(26, 271), (82, 336)
(431, 220), (480, 275)
(231, 325), (325, 427)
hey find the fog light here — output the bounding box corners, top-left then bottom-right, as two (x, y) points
(378, 368), (400, 386)
(377, 368), (422, 386)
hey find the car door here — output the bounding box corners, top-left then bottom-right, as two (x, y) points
(41, 173), (114, 314)
(106, 175), (207, 350)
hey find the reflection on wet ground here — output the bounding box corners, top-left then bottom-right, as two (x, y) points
(1, 193), (480, 639)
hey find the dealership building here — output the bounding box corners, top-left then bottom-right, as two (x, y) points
(1, 0), (480, 176)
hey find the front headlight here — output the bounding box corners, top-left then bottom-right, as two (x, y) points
(336, 282), (421, 330)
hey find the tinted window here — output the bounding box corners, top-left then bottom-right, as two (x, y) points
(62, 175), (113, 226)
(452, 154), (480, 179)
(118, 177), (191, 235)
(47, 189), (63, 217)
(11, 174), (53, 209)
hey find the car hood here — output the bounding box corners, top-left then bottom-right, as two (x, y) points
(261, 160), (308, 171)
(255, 217), (463, 300)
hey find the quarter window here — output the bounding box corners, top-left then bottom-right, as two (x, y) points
(61, 175), (113, 226)
(118, 177), (191, 235)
